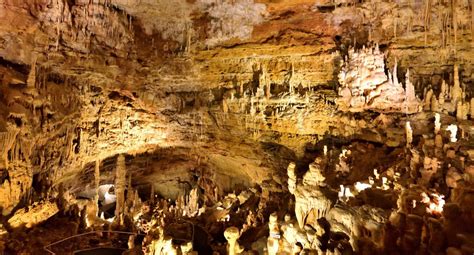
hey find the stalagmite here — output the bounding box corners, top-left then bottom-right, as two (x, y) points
(181, 241), (197, 255)
(471, 98), (474, 119)
(128, 235), (135, 249)
(440, 80), (447, 104)
(338, 185), (354, 201)
(287, 162), (297, 194)
(446, 124), (458, 143)
(163, 237), (178, 255)
(289, 63), (295, 94)
(267, 213), (280, 255)
(94, 160), (100, 216)
(434, 113), (441, 134)
(374, 169), (380, 180)
(185, 187), (199, 217)
(115, 154), (126, 224)
(421, 156), (439, 185)
(382, 177), (389, 190)
(405, 121), (413, 147)
(431, 96), (439, 112)
(456, 101), (468, 120)
(27, 58), (36, 88)
(451, 65), (462, 104)
(424, 89), (433, 110)
(337, 46), (421, 113)
(224, 227), (244, 255)
(405, 70), (419, 108)
(435, 134), (443, 148)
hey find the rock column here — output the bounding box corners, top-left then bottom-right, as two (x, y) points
(406, 121), (413, 147)
(287, 162), (296, 195)
(115, 154), (126, 224)
(94, 160), (100, 216)
(224, 227), (244, 255)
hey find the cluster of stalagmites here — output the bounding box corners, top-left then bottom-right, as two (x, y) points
(281, 123), (473, 254)
(338, 46), (474, 121)
(132, 146), (465, 254)
(422, 64), (474, 121)
(280, 111), (473, 254)
(125, 108), (472, 254)
(337, 46), (421, 114)
(136, 186), (266, 254)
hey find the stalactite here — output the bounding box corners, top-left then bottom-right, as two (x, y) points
(424, 0), (432, 45)
(265, 80), (271, 100)
(440, 6), (445, 47)
(65, 128), (72, 160)
(447, 11), (451, 47)
(424, 89), (434, 110)
(453, 0), (458, 48)
(0, 131), (18, 169)
(394, 17), (397, 39)
(55, 22), (60, 51)
(392, 60), (399, 86)
(27, 58), (36, 89)
(78, 128), (83, 155)
(289, 63), (295, 94)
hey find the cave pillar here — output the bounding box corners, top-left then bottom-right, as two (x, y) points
(287, 162), (296, 195)
(267, 213), (281, 255)
(434, 113), (441, 134)
(224, 227), (244, 255)
(115, 154), (126, 224)
(94, 160), (100, 216)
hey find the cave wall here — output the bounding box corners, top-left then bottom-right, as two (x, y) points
(1, 0), (474, 217)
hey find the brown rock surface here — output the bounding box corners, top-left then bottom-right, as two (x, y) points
(0, 0), (474, 254)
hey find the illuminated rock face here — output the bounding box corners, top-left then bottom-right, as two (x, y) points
(337, 46), (421, 113)
(224, 227), (244, 255)
(7, 201), (59, 228)
(291, 158), (335, 230)
(326, 204), (387, 251)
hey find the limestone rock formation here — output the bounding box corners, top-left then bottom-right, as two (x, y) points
(337, 46), (421, 113)
(7, 201), (59, 229)
(224, 226), (244, 255)
(290, 158), (336, 229)
(0, 0), (473, 254)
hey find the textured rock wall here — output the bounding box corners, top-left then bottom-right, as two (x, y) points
(1, 0), (474, 220)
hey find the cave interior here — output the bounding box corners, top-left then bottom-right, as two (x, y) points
(0, 0), (474, 254)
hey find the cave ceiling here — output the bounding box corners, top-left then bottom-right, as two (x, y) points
(1, 0), (473, 192)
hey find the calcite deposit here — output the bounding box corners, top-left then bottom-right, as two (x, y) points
(0, 0), (474, 254)
(337, 46), (421, 113)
